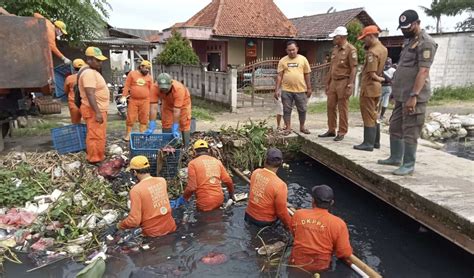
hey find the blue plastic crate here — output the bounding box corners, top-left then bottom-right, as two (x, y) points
(130, 133), (181, 179)
(54, 64), (72, 100)
(51, 124), (87, 154)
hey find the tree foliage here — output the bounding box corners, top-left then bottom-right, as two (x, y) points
(1, 0), (111, 44)
(420, 0), (474, 32)
(157, 30), (200, 66)
(420, 0), (444, 33)
(346, 21), (365, 64)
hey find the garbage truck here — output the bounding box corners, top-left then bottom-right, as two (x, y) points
(0, 15), (56, 151)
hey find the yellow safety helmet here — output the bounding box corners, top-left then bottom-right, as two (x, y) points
(85, 46), (108, 61)
(54, 20), (67, 35)
(72, 58), (85, 69)
(140, 60), (152, 68)
(126, 156), (150, 171)
(193, 139), (209, 150)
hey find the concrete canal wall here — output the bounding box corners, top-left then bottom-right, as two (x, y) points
(296, 127), (474, 254)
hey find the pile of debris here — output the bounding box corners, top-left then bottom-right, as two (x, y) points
(0, 148), (138, 273)
(421, 113), (474, 141)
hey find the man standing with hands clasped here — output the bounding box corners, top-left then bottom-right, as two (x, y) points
(319, 26), (358, 142)
(274, 41), (312, 136)
(378, 10), (438, 175)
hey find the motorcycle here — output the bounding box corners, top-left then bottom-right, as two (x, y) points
(110, 83), (127, 120)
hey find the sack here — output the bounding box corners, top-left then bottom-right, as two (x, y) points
(74, 68), (89, 108)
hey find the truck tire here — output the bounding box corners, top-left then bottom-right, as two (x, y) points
(1, 122), (9, 138)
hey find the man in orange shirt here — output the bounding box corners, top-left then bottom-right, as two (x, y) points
(147, 82), (160, 135)
(32, 13), (71, 65)
(120, 60), (153, 141)
(78, 47), (109, 164)
(290, 185), (352, 272)
(63, 58), (85, 124)
(118, 156), (176, 237)
(182, 139), (234, 211)
(151, 73), (192, 146)
(245, 148), (292, 229)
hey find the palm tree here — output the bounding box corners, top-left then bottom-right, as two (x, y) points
(420, 0), (443, 33)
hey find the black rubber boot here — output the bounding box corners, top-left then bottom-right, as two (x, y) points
(374, 123), (380, 149)
(377, 137), (404, 166)
(393, 142), (417, 176)
(353, 127), (376, 151)
(182, 131), (191, 147)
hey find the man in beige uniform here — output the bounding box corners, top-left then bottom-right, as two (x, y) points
(354, 26), (388, 151)
(274, 41), (312, 135)
(319, 26), (358, 141)
(378, 10), (438, 176)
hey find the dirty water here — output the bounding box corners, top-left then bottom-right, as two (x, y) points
(4, 159), (474, 277)
(442, 137), (474, 161)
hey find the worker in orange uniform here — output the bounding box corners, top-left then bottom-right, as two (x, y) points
(63, 58), (85, 124)
(78, 47), (109, 164)
(245, 148), (292, 229)
(118, 156), (176, 237)
(120, 60), (153, 141)
(150, 73), (192, 146)
(147, 81), (160, 134)
(181, 139), (235, 211)
(32, 13), (71, 64)
(290, 184), (353, 272)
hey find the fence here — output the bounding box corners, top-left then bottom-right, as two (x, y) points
(153, 64), (238, 112)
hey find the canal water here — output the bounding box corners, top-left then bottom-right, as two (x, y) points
(4, 158), (473, 277)
(442, 137), (474, 161)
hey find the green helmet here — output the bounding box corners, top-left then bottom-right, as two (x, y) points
(157, 73), (172, 92)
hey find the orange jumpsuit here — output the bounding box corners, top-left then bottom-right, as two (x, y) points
(153, 80), (192, 131)
(122, 70), (153, 128)
(290, 208), (353, 272)
(78, 67), (109, 163)
(119, 177), (176, 237)
(184, 155), (234, 211)
(33, 13), (65, 59)
(245, 168), (292, 229)
(64, 73), (81, 124)
(149, 84), (160, 120)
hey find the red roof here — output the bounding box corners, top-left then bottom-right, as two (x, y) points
(183, 0), (297, 38)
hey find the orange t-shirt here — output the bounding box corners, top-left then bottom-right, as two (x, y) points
(122, 70), (153, 100)
(153, 80), (191, 110)
(290, 208), (352, 272)
(78, 67), (110, 112)
(119, 177), (177, 237)
(184, 155), (234, 211)
(245, 168), (292, 228)
(33, 13), (64, 59)
(64, 73), (77, 104)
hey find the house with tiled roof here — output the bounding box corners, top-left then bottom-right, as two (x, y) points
(163, 1), (378, 70)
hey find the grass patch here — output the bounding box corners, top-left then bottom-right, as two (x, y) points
(12, 121), (62, 137)
(308, 97), (360, 114)
(191, 97), (228, 121)
(429, 86), (474, 106)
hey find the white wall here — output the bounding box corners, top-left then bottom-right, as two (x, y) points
(430, 32), (474, 88)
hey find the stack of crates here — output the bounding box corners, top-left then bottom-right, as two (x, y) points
(129, 133), (182, 180)
(51, 124), (87, 154)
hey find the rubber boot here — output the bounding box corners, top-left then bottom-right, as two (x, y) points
(380, 107), (386, 120)
(162, 128), (172, 133)
(353, 127), (376, 151)
(393, 142), (417, 176)
(182, 131), (191, 147)
(377, 137), (404, 166)
(374, 123), (380, 149)
(123, 126), (132, 141)
(139, 124), (147, 133)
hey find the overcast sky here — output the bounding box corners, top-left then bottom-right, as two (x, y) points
(107, 0), (468, 34)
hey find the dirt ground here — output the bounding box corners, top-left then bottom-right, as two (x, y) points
(2, 101), (473, 154)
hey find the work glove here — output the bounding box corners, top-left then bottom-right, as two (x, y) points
(175, 196), (187, 208)
(172, 123), (181, 139)
(62, 57), (72, 65)
(144, 120), (156, 135)
(119, 96), (127, 104)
